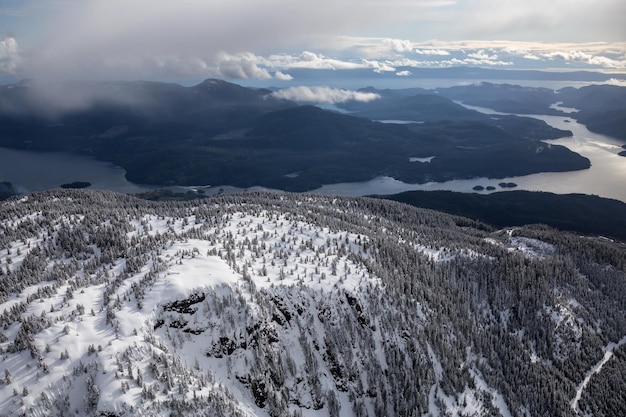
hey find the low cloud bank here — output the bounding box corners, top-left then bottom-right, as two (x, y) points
(0, 37), (21, 75)
(271, 86), (380, 104)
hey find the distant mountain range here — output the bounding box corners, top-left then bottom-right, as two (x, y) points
(284, 66), (626, 83)
(335, 82), (626, 141)
(432, 82), (626, 141)
(0, 78), (604, 191)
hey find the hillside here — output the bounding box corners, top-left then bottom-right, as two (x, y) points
(434, 83), (626, 143)
(379, 190), (626, 241)
(1, 190), (625, 416)
(0, 79), (588, 191)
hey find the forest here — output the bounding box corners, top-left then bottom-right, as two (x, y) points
(0, 189), (624, 416)
(0, 79), (592, 191)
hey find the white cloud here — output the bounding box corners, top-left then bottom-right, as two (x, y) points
(414, 49), (450, 56)
(384, 39), (414, 53)
(26, 0), (457, 79)
(467, 50), (498, 60)
(0, 37), (21, 74)
(607, 78), (626, 86)
(387, 58), (424, 67)
(363, 59), (397, 73)
(288, 52), (366, 70)
(542, 50), (626, 68)
(386, 53), (513, 68)
(273, 71), (293, 81)
(270, 86), (380, 104)
(447, 57), (512, 67)
(265, 51), (396, 74)
(215, 52), (273, 80)
(4, 0), (625, 80)
(396, 70), (412, 76)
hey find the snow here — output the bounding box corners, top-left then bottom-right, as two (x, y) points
(484, 234), (555, 259)
(468, 368), (513, 417)
(426, 344), (443, 417)
(0, 205), (386, 416)
(409, 156), (435, 163)
(2, 191), (624, 416)
(507, 237), (555, 258)
(546, 302), (582, 337)
(148, 241), (240, 302)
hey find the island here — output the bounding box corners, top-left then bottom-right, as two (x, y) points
(0, 181), (19, 200)
(60, 181), (92, 189)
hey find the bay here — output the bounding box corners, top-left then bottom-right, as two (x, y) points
(314, 107), (626, 203)
(0, 148), (147, 194)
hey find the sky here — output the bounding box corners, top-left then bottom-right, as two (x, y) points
(0, 0), (625, 85)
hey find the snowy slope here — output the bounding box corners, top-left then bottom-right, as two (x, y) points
(0, 190), (625, 417)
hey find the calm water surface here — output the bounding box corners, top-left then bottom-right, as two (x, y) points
(314, 106), (626, 203)
(0, 149), (147, 194)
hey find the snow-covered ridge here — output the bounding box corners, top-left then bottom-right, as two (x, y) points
(0, 189), (625, 417)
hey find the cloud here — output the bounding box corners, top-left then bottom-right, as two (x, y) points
(266, 51), (396, 74)
(414, 49), (450, 56)
(451, 0), (625, 41)
(429, 57), (513, 67)
(384, 39), (414, 53)
(396, 70), (412, 76)
(0, 78), (158, 117)
(607, 78), (626, 86)
(26, 0), (454, 79)
(286, 51), (368, 70)
(467, 50), (498, 60)
(363, 60), (397, 73)
(386, 53), (513, 68)
(0, 37), (21, 74)
(5, 0), (625, 81)
(274, 71), (293, 81)
(542, 50), (626, 69)
(271, 86), (380, 104)
(215, 52), (273, 80)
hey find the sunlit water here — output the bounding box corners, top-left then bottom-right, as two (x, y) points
(314, 105), (626, 202)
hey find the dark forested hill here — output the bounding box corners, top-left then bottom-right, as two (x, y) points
(379, 190), (626, 241)
(434, 82), (626, 142)
(0, 79), (588, 191)
(0, 181), (18, 200)
(0, 189), (625, 416)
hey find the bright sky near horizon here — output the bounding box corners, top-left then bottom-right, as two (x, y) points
(0, 0), (625, 82)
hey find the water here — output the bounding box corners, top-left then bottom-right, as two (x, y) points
(314, 107), (626, 203)
(0, 148), (147, 194)
(1, 104), (624, 202)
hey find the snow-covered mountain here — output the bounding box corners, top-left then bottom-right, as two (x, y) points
(0, 190), (624, 417)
